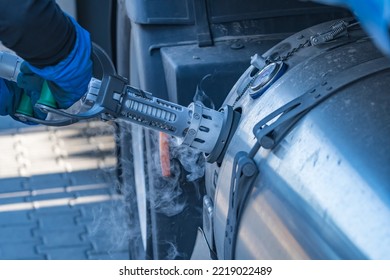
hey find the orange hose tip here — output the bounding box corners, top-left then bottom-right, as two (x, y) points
(159, 132), (171, 177)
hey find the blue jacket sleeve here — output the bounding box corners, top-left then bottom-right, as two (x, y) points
(0, 0), (76, 67)
(25, 16), (93, 109)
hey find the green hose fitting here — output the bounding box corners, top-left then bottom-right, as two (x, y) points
(16, 80), (57, 119)
(15, 92), (34, 117)
(37, 81), (57, 108)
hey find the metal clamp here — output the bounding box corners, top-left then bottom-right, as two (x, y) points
(224, 151), (258, 259)
(250, 56), (390, 157)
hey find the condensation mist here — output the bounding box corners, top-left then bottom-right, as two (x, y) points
(80, 122), (141, 259)
(87, 119), (205, 259)
(91, 76), (214, 259)
(145, 131), (205, 218)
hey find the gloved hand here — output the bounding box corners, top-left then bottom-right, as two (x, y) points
(0, 78), (21, 117)
(314, 0), (390, 57)
(0, 16), (92, 124)
(0, 77), (47, 123)
(21, 16), (92, 109)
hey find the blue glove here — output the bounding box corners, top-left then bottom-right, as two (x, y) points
(314, 0), (390, 56)
(0, 78), (20, 116)
(24, 16), (92, 109)
(0, 77), (47, 123)
(0, 16), (91, 124)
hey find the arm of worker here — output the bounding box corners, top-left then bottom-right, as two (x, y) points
(0, 0), (92, 122)
(313, 0), (390, 57)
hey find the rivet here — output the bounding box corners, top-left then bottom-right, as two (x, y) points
(231, 42), (244, 50)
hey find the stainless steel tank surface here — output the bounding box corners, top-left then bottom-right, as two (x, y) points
(205, 20), (390, 260)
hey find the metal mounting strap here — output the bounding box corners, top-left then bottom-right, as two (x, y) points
(250, 56), (390, 157)
(224, 151), (258, 260)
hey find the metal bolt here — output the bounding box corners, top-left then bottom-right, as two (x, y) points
(231, 42), (244, 50)
(260, 135), (275, 149)
(242, 162), (257, 177)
